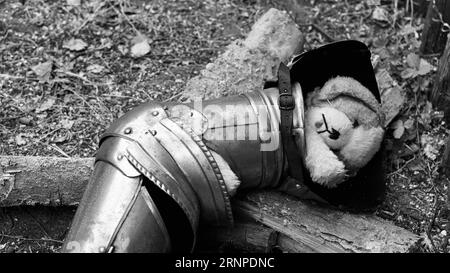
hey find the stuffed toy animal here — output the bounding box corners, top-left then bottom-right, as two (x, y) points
(303, 76), (385, 188)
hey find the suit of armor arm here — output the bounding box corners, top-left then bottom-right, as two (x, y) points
(62, 86), (306, 253)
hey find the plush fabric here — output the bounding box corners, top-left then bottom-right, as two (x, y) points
(211, 151), (241, 196)
(303, 77), (385, 188)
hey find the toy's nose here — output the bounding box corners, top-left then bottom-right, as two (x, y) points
(329, 129), (340, 140)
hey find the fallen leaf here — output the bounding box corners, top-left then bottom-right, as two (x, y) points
(400, 67), (417, 79)
(391, 119), (404, 139)
(61, 119), (74, 129)
(100, 38), (112, 49)
(421, 134), (440, 160)
(376, 69), (394, 91)
(423, 143), (438, 160)
(130, 35), (151, 58)
(63, 38), (88, 51)
(417, 59), (434, 75)
(118, 44), (128, 56)
(31, 61), (52, 82)
(403, 118), (415, 130)
(86, 64), (104, 74)
(406, 53), (420, 69)
(18, 117), (33, 126)
(15, 134), (27, 146)
(399, 24), (419, 36)
(52, 131), (71, 143)
(408, 158), (423, 172)
(36, 97), (56, 113)
(367, 0), (380, 6)
(381, 86), (405, 126)
(67, 0), (80, 6)
(372, 7), (390, 26)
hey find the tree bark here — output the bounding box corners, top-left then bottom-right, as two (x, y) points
(415, 0), (431, 18)
(0, 156), (420, 253)
(197, 223), (279, 253)
(441, 135), (450, 178)
(420, 0), (450, 55)
(0, 156), (93, 206)
(231, 192), (419, 253)
(430, 34), (450, 122)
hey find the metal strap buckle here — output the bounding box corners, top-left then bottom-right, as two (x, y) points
(278, 92), (295, 111)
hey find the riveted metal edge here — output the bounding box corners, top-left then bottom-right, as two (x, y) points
(172, 119), (234, 225)
(124, 153), (196, 228)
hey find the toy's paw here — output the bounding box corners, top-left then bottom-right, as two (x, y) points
(305, 152), (347, 188)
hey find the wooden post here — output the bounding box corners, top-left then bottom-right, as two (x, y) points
(420, 0), (450, 55)
(431, 35), (450, 243)
(441, 136), (450, 178)
(430, 34), (450, 121)
(416, 0), (431, 18)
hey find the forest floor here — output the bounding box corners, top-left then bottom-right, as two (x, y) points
(0, 0), (448, 253)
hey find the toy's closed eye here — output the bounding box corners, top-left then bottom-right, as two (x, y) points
(352, 119), (359, 128)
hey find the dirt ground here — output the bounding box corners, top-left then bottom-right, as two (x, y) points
(0, 0), (449, 253)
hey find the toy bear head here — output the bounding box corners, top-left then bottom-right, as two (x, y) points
(290, 40), (386, 211)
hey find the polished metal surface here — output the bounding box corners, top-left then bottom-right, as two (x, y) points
(61, 161), (171, 253)
(63, 84), (305, 253)
(166, 86), (304, 190)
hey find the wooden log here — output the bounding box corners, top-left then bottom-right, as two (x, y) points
(0, 156), (93, 206)
(196, 223), (278, 253)
(182, 8), (303, 101)
(0, 156), (420, 252)
(419, 0), (450, 55)
(233, 192), (420, 253)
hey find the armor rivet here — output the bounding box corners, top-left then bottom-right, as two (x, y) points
(296, 184), (301, 189)
(214, 167), (220, 173)
(117, 154), (123, 160)
(124, 127), (132, 134)
(152, 111), (159, 116)
(216, 174), (223, 180)
(211, 162), (218, 168)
